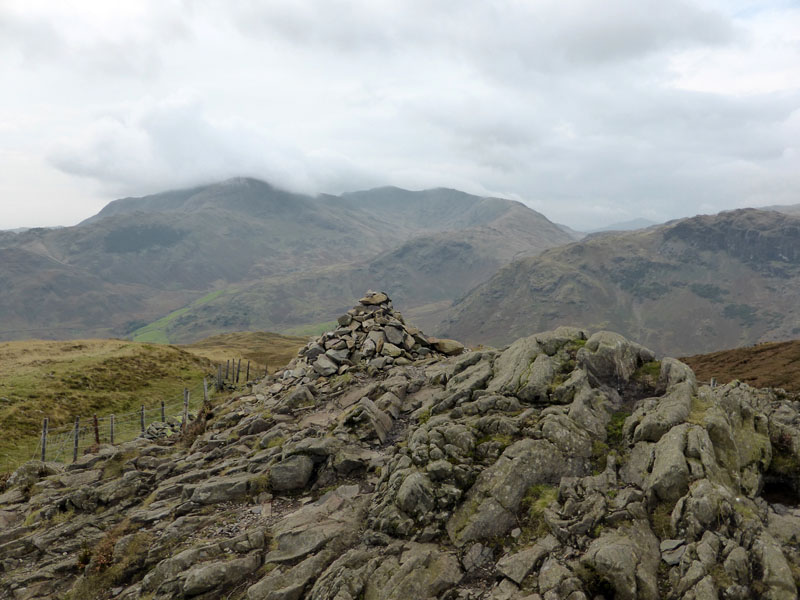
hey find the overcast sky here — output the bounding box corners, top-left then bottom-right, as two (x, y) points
(1, 0), (799, 230)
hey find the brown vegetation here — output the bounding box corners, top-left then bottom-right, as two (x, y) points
(682, 339), (800, 392)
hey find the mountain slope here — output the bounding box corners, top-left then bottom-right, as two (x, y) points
(587, 217), (658, 233)
(0, 178), (573, 341)
(440, 208), (800, 356)
(141, 201), (573, 342)
(682, 339), (800, 392)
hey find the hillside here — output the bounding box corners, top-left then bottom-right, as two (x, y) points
(0, 331), (306, 474)
(3, 293), (800, 599)
(181, 331), (307, 371)
(0, 178), (573, 342)
(144, 205), (574, 342)
(440, 208), (800, 356)
(0, 339), (214, 471)
(682, 339), (800, 392)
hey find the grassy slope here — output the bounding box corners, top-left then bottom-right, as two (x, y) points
(131, 289), (232, 343)
(682, 339), (800, 392)
(0, 331), (307, 472)
(181, 331), (306, 372)
(0, 340), (215, 471)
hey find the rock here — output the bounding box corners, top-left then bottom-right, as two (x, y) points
(326, 348), (350, 364)
(396, 471), (436, 518)
(497, 535), (559, 585)
(632, 382), (693, 443)
(8, 461), (62, 489)
(447, 438), (567, 546)
(646, 424), (690, 504)
(462, 543), (494, 573)
(358, 397), (393, 443)
(360, 291), (389, 305)
(752, 531), (797, 599)
(582, 523), (660, 600)
(381, 343), (403, 358)
(249, 548), (337, 600)
(270, 455), (314, 492)
(184, 551), (261, 595)
(384, 326), (404, 346)
(313, 355), (339, 377)
(265, 485), (364, 564)
(363, 543), (462, 600)
(10, 306), (800, 600)
(430, 338), (465, 356)
(577, 330), (655, 385)
(191, 475), (250, 504)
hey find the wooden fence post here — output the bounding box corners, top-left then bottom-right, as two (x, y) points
(236, 358), (241, 383)
(245, 361), (250, 382)
(710, 377), (717, 388)
(93, 414), (100, 445)
(225, 360), (230, 379)
(161, 400), (166, 423)
(110, 414), (115, 445)
(73, 416), (80, 463)
(140, 405), (145, 433)
(203, 378), (208, 404)
(40, 418), (48, 462)
(182, 388), (189, 432)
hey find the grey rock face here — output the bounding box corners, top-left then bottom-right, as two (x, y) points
(5, 305), (800, 600)
(270, 455), (314, 492)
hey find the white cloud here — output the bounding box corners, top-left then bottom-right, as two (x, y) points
(0, 0), (799, 229)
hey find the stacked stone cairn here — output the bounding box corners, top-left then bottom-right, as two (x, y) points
(277, 291), (464, 384)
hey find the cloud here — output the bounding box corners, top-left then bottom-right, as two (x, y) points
(1, 0), (799, 230)
(47, 95), (380, 197)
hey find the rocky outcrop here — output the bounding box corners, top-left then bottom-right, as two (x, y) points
(2, 293), (800, 600)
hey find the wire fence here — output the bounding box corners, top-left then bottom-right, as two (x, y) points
(0, 381), (213, 473)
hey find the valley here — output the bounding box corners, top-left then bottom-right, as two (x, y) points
(0, 178), (574, 344)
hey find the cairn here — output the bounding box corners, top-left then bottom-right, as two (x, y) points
(275, 291), (464, 386)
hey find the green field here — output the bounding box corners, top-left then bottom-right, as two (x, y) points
(0, 339), (215, 472)
(131, 289), (231, 343)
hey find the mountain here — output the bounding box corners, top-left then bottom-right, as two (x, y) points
(3, 293), (800, 599)
(440, 208), (800, 356)
(587, 217), (658, 233)
(554, 222), (586, 240)
(0, 178), (573, 341)
(762, 203), (800, 217)
(147, 196), (577, 342)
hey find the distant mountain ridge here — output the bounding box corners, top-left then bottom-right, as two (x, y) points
(0, 177), (573, 341)
(440, 207), (800, 356)
(587, 217), (658, 233)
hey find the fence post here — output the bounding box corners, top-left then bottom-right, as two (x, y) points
(203, 378), (208, 403)
(41, 418), (48, 462)
(710, 377), (717, 388)
(182, 388), (189, 432)
(246, 361), (250, 382)
(161, 400), (166, 423)
(110, 414), (115, 445)
(236, 358), (241, 383)
(93, 414), (100, 445)
(225, 360), (230, 380)
(265, 363), (269, 378)
(73, 416), (80, 463)
(140, 405), (145, 433)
